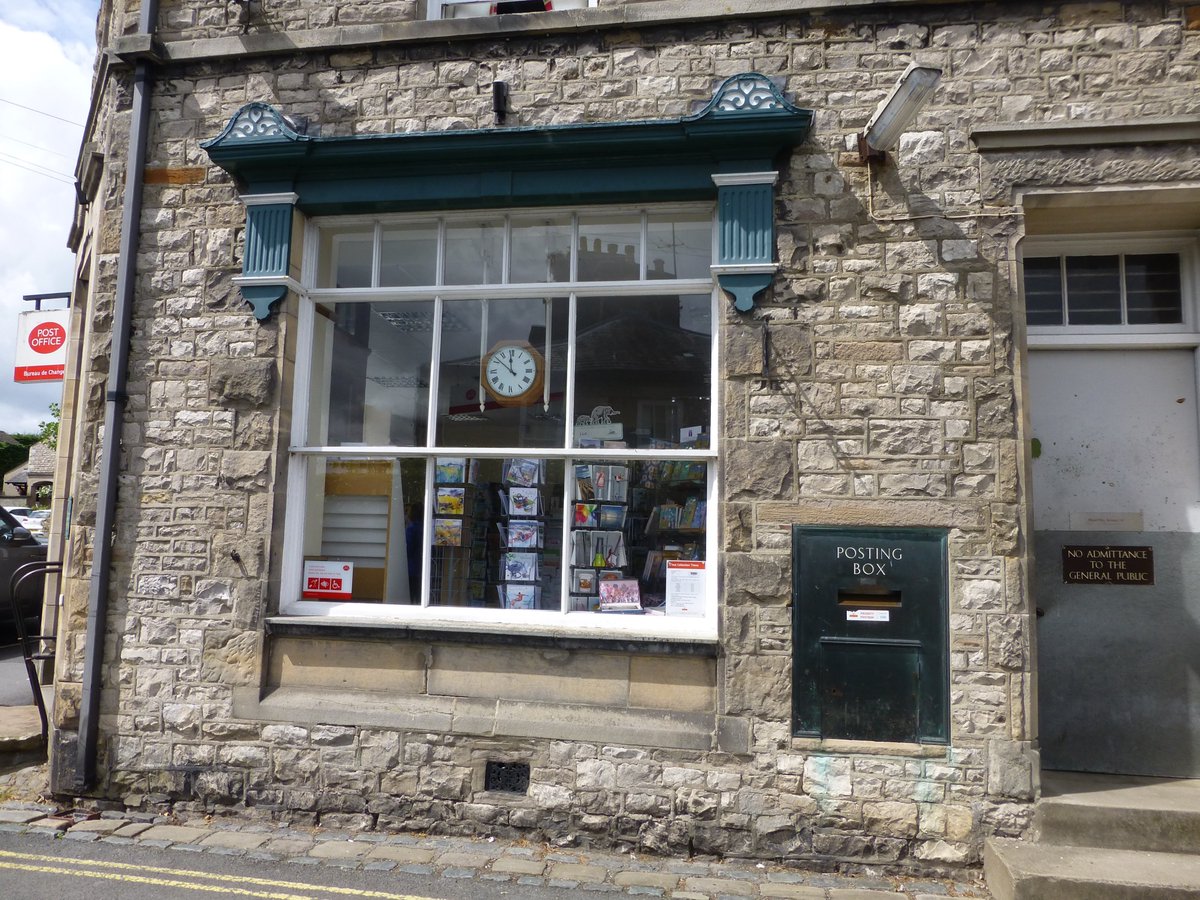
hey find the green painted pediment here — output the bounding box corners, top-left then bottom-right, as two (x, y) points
(205, 73), (811, 317)
(202, 73), (812, 213)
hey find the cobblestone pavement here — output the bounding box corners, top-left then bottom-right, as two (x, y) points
(0, 762), (989, 900)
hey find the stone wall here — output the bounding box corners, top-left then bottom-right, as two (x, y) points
(55, 0), (1200, 874)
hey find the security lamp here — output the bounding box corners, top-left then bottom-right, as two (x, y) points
(858, 63), (943, 163)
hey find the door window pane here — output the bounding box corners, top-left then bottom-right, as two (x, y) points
(1026, 252), (1186, 328)
(573, 294), (711, 448)
(1065, 256), (1121, 325)
(1023, 258), (1064, 326)
(436, 298), (567, 448)
(1125, 253), (1183, 325)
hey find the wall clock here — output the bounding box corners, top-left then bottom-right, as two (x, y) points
(481, 340), (545, 407)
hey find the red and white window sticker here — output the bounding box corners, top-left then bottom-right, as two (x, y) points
(14, 308), (70, 383)
(302, 560), (354, 600)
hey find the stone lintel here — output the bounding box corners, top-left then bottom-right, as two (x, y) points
(756, 500), (986, 530)
(972, 117), (1200, 151)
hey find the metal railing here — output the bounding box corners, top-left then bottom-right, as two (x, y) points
(9, 560), (62, 748)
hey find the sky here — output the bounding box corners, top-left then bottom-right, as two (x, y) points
(0, 1), (98, 434)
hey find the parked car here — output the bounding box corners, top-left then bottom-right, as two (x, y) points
(4, 506), (49, 536)
(3, 506), (39, 533)
(0, 507), (48, 640)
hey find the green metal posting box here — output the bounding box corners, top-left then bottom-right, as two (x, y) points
(792, 526), (949, 744)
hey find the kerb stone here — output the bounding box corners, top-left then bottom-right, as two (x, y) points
(138, 824), (212, 843)
(366, 845), (437, 864)
(308, 841), (371, 859)
(199, 831), (269, 850)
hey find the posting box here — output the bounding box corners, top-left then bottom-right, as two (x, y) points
(792, 526), (949, 744)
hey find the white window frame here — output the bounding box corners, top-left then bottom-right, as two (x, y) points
(428, 0), (596, 20)
(1024, 232), (1200, 350)
(279, 203), (720, 642)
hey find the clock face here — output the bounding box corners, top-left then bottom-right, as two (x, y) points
(484, 343), (542, 402)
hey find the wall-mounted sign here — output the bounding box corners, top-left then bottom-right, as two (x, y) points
(14, 308), (70, 383)
(1062, 545), (1153, 585)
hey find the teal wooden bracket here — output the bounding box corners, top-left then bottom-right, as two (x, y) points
(712, 172), (779, 312)
(716, 272), (775, 313)
(233, 193), (298, 320)
(240, 283), (289, 320)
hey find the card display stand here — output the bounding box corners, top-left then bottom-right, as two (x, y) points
(569, 463), (635, 612)
(427, 457), (702, 613)
(493, 458), (562, 610)
(430, 458), (490, 606)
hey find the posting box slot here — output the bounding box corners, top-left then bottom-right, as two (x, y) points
(837, 587), (901, 608)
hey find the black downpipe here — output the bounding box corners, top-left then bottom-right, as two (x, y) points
(77, 0), (158, 791)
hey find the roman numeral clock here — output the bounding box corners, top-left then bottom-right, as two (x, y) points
(481, 340), (545, 407)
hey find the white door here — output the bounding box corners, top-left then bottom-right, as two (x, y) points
(1030, 348), (1200, 776)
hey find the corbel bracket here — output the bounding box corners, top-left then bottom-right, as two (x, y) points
(236, 192), (299, 320)
(711, 172), (780, 312)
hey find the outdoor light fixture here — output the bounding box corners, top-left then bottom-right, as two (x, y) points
(493, 81), (510, 125)
(858, 62), (943, 163)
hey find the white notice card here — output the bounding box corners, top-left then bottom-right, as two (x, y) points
(302, 560), (354, 600)
(847, 609), (890, 622)
(666, 560), (705, 616)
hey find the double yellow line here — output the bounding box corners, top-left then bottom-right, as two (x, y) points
(0, 849), (440, 899)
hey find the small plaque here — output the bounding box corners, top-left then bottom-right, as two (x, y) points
(1062, 545), (1153, 586)
(847, 609), (890, 622)
(1068, 511), (1144, 532)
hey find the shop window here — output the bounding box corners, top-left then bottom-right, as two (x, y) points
(285, 205), (717, 637)
(1023, 241), (1194, 332)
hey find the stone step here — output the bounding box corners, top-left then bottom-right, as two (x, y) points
(985, 838), (1200, 900)
(1036, 771), (1200, 854)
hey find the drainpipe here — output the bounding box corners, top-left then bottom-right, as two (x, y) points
(77, 0), (160, 791)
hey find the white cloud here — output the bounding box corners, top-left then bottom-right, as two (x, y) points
(0, 2), (96, 432)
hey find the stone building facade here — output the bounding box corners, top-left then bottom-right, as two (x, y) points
(50, 0), (1200, 877)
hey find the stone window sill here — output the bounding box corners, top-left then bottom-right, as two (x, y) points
(789, 737), (951, 758)
(266, 616), (720, 657)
